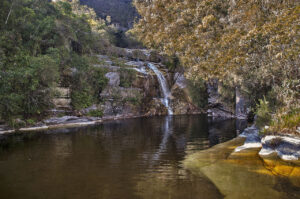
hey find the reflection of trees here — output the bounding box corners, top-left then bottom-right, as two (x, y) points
(207, 118), (237, 147)
(0, 116), (239, 199)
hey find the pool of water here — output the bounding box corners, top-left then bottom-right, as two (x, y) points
(0, 115), (245, 199)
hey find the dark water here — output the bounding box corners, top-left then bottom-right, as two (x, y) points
(0, 115), (245, 199)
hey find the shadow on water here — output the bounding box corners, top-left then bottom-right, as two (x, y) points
(0, 115), (246, 199)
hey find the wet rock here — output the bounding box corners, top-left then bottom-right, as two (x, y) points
(125, 61), (144, 67)
(235, 126), (262, 152)
(144, 98), (168, 116)
(44, 116), (98, 125)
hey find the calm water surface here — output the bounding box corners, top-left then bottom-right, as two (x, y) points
(0, 115), (245, 199)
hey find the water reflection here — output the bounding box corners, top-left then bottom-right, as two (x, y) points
(0, 115), (245, 199)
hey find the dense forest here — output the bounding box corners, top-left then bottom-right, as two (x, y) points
(0, 0), (113, 126)
(133, 0), (300, 134)
(80, 0), (138, 28)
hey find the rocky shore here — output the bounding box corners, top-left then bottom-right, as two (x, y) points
(184, 126), (300, 199)
(235, 125), (300, 161)
(0, 115), (144, 135)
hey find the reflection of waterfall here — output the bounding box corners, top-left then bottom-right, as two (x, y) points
(148, 63), (173, 115)
(152, 116), (172, 161)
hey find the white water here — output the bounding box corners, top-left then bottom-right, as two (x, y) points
(148, 63), (173, 115)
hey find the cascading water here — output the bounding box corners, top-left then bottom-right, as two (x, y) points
(148, 63), (173, 115)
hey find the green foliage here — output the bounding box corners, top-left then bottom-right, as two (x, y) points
(119, 68), (137, 88)
(71, 88), (94, 110)
(255, 97), (272, 129)
(110, 56), (130, 67)
(70, 54), (108, 110)
(8, 119), (26, 129)
(0, 54), (59, 120)
(162, 56), (180, 71)
(26, 119), (36, 126)
(187, 78), (208, 108)
(267, 108), (300, 134)
(0, 0), (110, 121)
(126, 97), (141, 105)
(218, 82), (235, 112)
(87, 109), (103, 117)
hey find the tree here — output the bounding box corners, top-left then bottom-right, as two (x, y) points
(133, 0), (300, 131)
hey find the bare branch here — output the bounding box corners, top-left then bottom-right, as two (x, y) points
(5, 0), (14, 25)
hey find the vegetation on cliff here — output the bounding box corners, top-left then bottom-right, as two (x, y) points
(0, 0), (110, 124)
(133, 0), (300, 133)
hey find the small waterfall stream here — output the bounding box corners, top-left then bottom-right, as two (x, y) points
(148, 63), (173, 115)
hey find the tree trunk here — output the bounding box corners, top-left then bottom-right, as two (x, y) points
(5, 1), (14, 25)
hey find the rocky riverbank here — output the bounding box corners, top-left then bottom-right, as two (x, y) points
(184, 126), (300, 199)
(1, 113), (182, 135)
(235, 126), (300, 161)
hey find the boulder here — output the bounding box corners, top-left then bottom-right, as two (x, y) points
(105, 72), (120, 87)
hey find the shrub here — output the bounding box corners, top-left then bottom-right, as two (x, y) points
(119, 68), (137, 88)
(26, 119), (36, 126)
(187, 78), (208, 109)
(87, 109), (103, 117)
(70, 54), (108, 110)
(255, 97), (272, 129)
(71, 89), (94, 110)
(268, 108), (300, 134)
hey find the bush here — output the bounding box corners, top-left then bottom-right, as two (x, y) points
(71, 89), (94, 110)
(162, 55), (180, 71)
(87, 109), (103, 117)
(119, 68), (137, 88)
(268, 108), (300, 134)
(70, 54), (108, 110)
(0, 55), (59, 120)
(187, 78), (208, 108)
(26, 119), (36, 126)
(255, 97), (272, 129)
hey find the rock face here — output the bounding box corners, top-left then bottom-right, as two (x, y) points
(95, 50), (201, 117)
(50, 48), (251, 120)
(206, 80), (251, 119)
(235, 87), (250, 119)
(51, 86), (72, 115)
(105, 72), (120, 87)
(206, 80), (235, 118)
(49, 48), (204, 119)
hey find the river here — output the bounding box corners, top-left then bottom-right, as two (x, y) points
(3, 115), (294, 199)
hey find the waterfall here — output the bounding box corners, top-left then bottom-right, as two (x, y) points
(148, 63), (173, 115)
